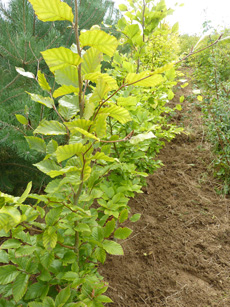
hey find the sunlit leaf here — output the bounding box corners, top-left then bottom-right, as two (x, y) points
(15, 114), (28, 125)
(27, 92), (54, 108)
(55, 66), (79, 86)
(56, 143), (85, 163)
(80, 30), (118, 57)
(37, 70), (51, 91)
(34, 120), (67, 135)
(53, 85), (79, 98)
(82, 47), (102, 75)
(28, 0), (74, 22)
(99, 105), (132, 124)
(126, 72), (164, 87)
(41, 47), (82, 72)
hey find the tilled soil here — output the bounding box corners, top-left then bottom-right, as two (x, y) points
(102, 70), (230, 307)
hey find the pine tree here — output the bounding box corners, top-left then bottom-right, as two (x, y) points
(0, 0), (119, 194)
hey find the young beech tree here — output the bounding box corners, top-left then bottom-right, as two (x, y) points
(0, 0), (118, 194)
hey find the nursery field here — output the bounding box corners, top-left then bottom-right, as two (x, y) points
(1, 0), (230, 306)
(102, 73), (230, 306)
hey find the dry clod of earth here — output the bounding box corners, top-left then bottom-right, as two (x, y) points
(101, 69), (230, 307)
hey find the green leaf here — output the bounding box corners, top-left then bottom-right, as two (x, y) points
(55, 286), (71, 307)
(15, 246), (37, 257)
(26, 136), (46, 153)
(16, 67), (35, 79)
(119, 4), (127, 11)
(90, 77), (111, 103)
(74, 223), (91, 233)
(95, 113), (108, 138)
(55, 66), (79, 86)
(45, 207), (62, 226)
(25, 282), (49, 300)
(96, 295), (113, 303)
(168, 90), (175, 100)
(130, 213), (141, 222)
(114, 227), (133, 240)
(65, 119), (92, 131)
(92, 152), (114, 162)
(18, 181), (32, 203)
(0, 265), (20, 285)
(1, 239), (21, 249)
(15, 114), (28, 125)
(85, 73), (118, 91)
(197, 95), (203, 101)
(180, 95), (185, 103)
(41, 47), (82, 72)
(102, 240), (124, 255)
(0, 208), (21, 232)
(130, 132), (156, 145)
(72, 127), (99, 141)
(175, 104), (182, 111)
(103, 218), (115, 238)
(56, 143), (85, 163)
(119, 209), (129, 223)
(37, 70), (51, 91)
(27, 92), (54, 108)
(94, 247), (106, 264)
(43, 297), (55, 307)
(28, 303), (43, 307)
(13, 273), (29, 302)
(126, 72), (164, 87)
(43, 226), (57, 251)
(80, 30), (118, 57)
(34, 159), (61, 176)
(181, 82), (188, 88)
(99, 105), (132, 124)
(28, 0), (74, 22)
(40, 251), (54, 269)
(53, 85), (79, 98)
(61, 272), (79, 281)
(82, 47), (102, 75)
(83, 101), (95, 120)
(0, 250), (9, 263)
(34, 120), (67, 135)
(47, 139), (58, 154)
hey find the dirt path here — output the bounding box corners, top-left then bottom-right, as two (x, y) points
(102, 70), (230, 307)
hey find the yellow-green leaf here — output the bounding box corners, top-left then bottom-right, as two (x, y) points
(55, 66), (79, 86)
(27, 92), (54, 108)
(43, 226), (57, 251)
(82, 47), (102, 75)
(95, 113), (108, 138)
(56, 143), (85, 163)
(15, 114), (28, 125)
(126, 72), (164, 87)
(80, 30), (118, 57)
(37, 70), (51, 91)
(53, 85), (79, 98)
(28, 0), (74, 22)
(99, 105), (132, 124)
(34, 120), (67, 135)
(41, 47), (82, 72)
(85, 73), (118, 90)
(72, 127), (99, 141)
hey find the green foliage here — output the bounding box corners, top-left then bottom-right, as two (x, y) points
(184, 25), (230, 193)
(0, 0), (119, 194)
(0, 0), (183, 305)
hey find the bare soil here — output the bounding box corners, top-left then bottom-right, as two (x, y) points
(102, 70), (230, 307)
